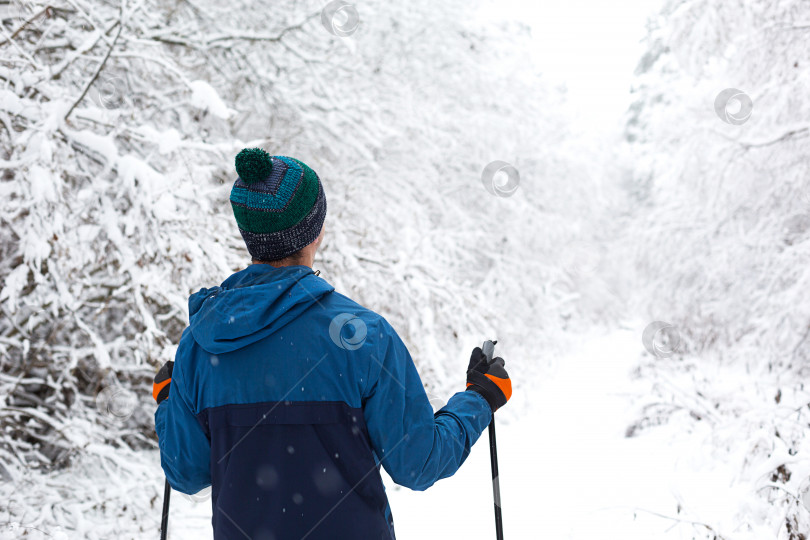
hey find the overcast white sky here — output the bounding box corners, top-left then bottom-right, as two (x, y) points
(478, 0), (661, 127)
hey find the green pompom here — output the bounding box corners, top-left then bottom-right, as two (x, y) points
(235, 148), (273, 185)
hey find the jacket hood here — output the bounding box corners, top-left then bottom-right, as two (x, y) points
(188, 264), (334, 354)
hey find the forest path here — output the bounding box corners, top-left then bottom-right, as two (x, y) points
(387, 328), (687, 539)
(168, 329), (689, 539)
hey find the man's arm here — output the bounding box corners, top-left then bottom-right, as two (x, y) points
(154, 331), (211, 495)
(361, 318), (496, 491)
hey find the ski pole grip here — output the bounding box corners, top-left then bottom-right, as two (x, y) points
(482, 340), (496, 363)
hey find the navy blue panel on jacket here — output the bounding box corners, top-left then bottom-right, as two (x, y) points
(155, 264), (492, 540)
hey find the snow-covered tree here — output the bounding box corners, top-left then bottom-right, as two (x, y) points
(622, 0), (810, 536)
(0, 0), (618, 535)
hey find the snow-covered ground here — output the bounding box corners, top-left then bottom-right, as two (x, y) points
(388, 328), (669, 540)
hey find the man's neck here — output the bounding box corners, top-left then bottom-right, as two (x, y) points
(252, 258), (312, 268)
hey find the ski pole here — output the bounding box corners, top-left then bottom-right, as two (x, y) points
(482, 340), (504, 540)
(160, 478), (171, 540)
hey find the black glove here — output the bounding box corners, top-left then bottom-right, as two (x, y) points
(152, 361), (173, 404)
(465, 347), (511, 412)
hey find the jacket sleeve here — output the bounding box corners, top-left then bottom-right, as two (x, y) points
(154, 331), (211, 495)
(361, 317), (492, 491)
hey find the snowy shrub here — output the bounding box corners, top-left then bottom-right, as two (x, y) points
(622, 0), (810, 536)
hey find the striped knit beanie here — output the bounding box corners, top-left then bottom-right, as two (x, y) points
(230, 148), (327, 261)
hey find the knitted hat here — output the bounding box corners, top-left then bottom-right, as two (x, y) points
(230, 148), (327, 261)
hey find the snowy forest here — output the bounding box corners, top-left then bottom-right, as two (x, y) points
(1, 0), (809, 538)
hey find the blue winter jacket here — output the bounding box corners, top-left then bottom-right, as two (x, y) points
(155, 264), (492, 539)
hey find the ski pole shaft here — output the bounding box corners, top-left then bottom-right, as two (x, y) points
(482, 340), (504, 540)
(489, 420), (503, 540)
(160, 478), (171, 540)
